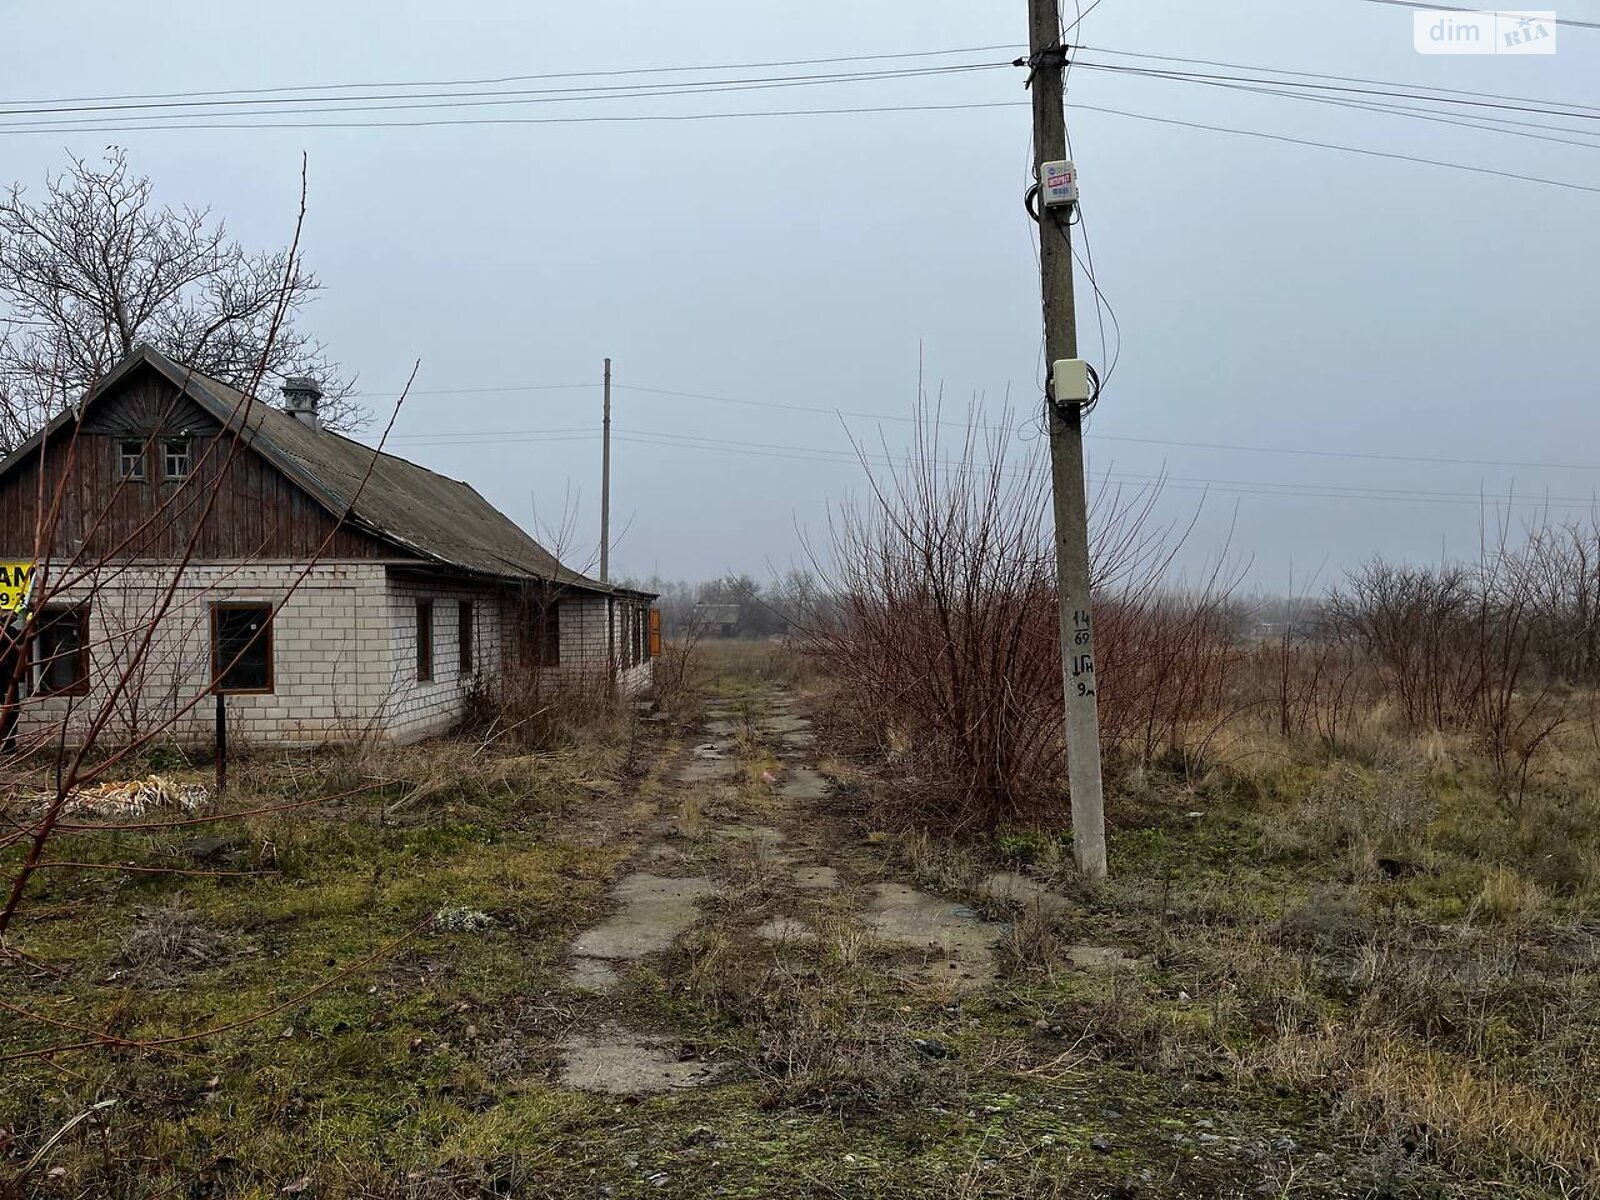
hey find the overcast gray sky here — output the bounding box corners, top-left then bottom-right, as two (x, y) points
(7, 1), (1597, 589)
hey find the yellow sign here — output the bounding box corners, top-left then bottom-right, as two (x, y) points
(0, 562), (35, 612)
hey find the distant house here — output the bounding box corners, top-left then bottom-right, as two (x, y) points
(694, 603), (742, 638)
(0, 345), (656, 746)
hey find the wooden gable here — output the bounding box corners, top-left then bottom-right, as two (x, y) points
(0, 363), (407, 564)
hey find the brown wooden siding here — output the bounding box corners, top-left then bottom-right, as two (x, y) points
(0, 374), (405, 564)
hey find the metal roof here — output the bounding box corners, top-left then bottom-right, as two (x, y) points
(2, 346), (651, 598)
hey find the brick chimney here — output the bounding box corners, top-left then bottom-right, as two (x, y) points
(280, 376), (323, 430)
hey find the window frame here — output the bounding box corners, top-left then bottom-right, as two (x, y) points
(524, 598), (560, 669)
(458, 600), (474, 675)
(416, 600), (434, 683)
(163, 436), (193, 481)
(32, 605), (91, 697)
(117, 438), (147, 481)
(210, 602), (275, 695)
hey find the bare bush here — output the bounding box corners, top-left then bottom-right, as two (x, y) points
(799, 401), (1237, 833)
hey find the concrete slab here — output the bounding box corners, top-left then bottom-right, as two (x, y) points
(758, 715), (811, 734)
(678, 759), (737, 783)
(567, 956), (620, 992)
(704, 719), (740, 737)
(864, 882), (1004, 991)
(980, 871), (1076, 918)
(572, 873), (714, 960)
(780, 768), (829, 800)
(713, 823), (786, 847)
(792, 865), (840, 891)
(779, 731), (817, 750)
(559, 1028), (722, 1095)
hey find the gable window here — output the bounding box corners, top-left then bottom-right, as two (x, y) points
(458, 600), (474, 675)
(118, 439), (147, 480)
(163, 437), (193, 480)
(212, 604), (273, 693)
(416, 601), (434, 682)
(34, 606), (90, 696)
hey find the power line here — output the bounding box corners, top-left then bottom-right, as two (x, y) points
(0, 44), (1025, 109)
(375, 380), (1600, 473)
(10, 85), (1596, 199)
(0, 62), (1012, 127)
(1071, 60), (1600, 122)
(0, 99), (1028, 137)
(1070, 100), (1600, 195)
(1353, 0), (1600, 31)
(1089, 67), (1600, 153)
(1075, 44), (1600, 117)
(392, 422), (1600, 511)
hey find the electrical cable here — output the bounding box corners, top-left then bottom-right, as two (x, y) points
(0, 99), (1028, 136)
(1353, 0), (1600, 32)
(392, 422), (1600, 512)
(0, 62), (1013, 127)
(1075, 43), (1600, 116)
(0, 44), (1026, 109)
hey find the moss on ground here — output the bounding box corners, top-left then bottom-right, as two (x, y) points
(3, 651), (1597, 1198)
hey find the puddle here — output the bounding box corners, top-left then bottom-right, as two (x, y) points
(864, 882), (1003, 990)
(792, 865), (839, 891)
(572, 873), (714, 960)
(559, 1028), (723, 1095)
(981, 871), (1075, 918)
(779, 767), (829, 800)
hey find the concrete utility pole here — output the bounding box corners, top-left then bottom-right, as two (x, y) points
(600, 357), (612, 584)
(601, 358), (615, 683)
(1028, 0), (1107, 879)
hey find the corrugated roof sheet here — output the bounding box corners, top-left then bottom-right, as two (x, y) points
(4, 346), (642, 596)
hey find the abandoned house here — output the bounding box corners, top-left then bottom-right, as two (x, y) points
(694, 603), (742, 638)
(0, 345), (657, 746)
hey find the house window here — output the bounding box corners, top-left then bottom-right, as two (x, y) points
(458, 600), (474, 675)
(164, 437), (193, 480)
(34, 606), (90, 696)
(416, 601), (433, 682)
(212, 604), (273, 693)
(525, 600), (559, 668)
(118, 439), (146, 480)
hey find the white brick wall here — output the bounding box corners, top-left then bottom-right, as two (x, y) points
(12, 561), (652, 748)
(382, 577), (504, 743)
(14, 561), (390, 746)
(541, 593), (653, 696)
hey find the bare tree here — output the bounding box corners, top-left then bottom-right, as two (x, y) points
(0, 149), (361, 451)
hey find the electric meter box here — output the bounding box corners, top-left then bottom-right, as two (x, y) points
(1051, 358), (1091, 405)
(1040, 160), (1078, 208)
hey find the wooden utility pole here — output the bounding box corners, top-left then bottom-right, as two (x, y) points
(1028, 0), (1107, 878)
